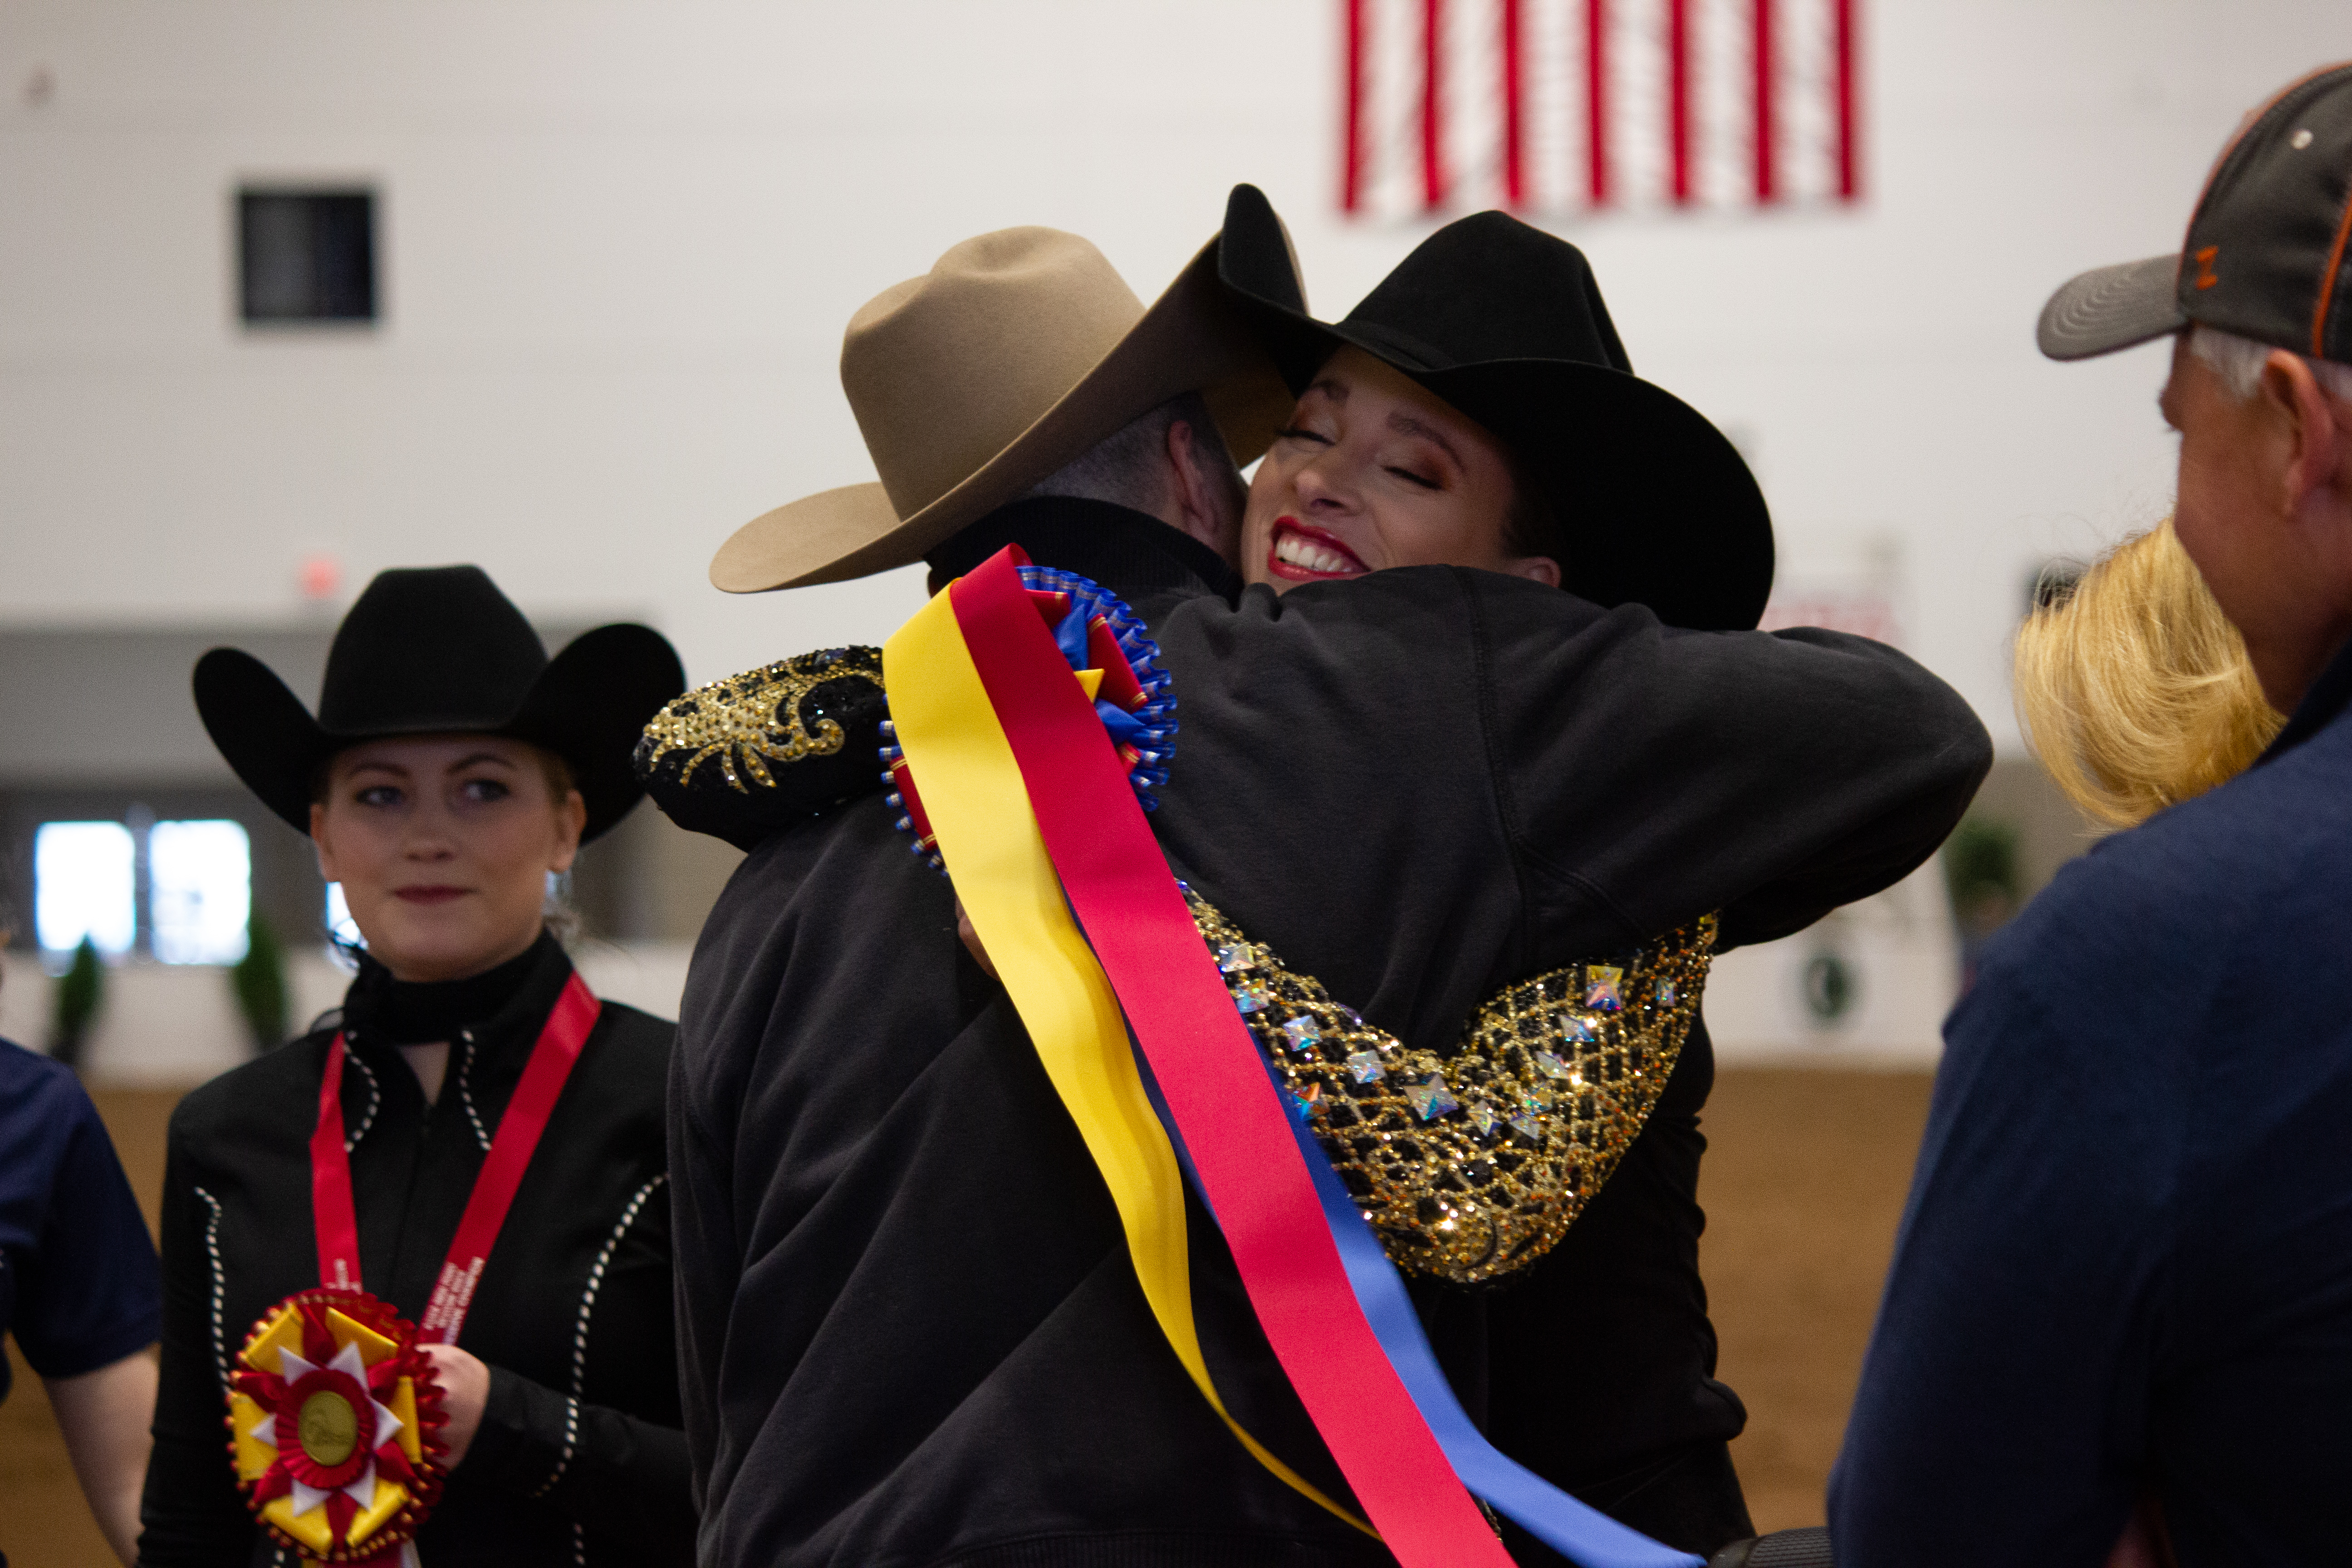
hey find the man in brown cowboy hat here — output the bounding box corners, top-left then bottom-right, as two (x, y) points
(647, 189), (1989, 1567)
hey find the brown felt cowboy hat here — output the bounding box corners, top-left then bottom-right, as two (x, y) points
(709, 219), (1302, 593)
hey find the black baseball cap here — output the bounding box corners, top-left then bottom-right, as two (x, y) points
(2038, 62), (2352, 364)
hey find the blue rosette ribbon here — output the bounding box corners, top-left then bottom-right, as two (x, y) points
(880, 564), (1176, 872)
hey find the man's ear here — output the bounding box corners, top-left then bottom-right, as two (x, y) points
(2259, 348), (2344, 516)
(1504, 555), (1563, 589)
(1163, 418), (1245, 566)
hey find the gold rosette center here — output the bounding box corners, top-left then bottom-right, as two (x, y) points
(298, 1389), (359, 1467)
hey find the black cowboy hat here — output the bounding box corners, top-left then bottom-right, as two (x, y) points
(1215, 185), (1774, 631)
(193, 565), (685, 843)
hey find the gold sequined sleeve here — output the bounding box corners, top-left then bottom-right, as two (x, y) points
(1189, 890), (1717, 1285)
(633, 647), (890, 850)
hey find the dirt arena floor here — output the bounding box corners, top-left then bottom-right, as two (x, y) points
(1, 1069), (1931, 1566)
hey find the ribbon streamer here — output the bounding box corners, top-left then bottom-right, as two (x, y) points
(1128, 1031), (1701, 1568)
(1273, 1076), (1702, 1568)
(881, 575), (1362, 1533)
(899, 550), (1507, 1567)
(887, 546), (1702, 1568)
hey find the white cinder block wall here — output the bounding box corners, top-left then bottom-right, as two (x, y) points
(5, 1), (2345, 1073)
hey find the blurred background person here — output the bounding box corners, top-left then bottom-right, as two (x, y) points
(1833, 62), (2352, 1568)
(0, 915), (162, 1567)
(2008, 519), (2283, 1568)
(137, 567), (691, 1567)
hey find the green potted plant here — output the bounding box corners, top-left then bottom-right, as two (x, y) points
(50, 936), (105, 1072)
(230, 913), (290, 1054)
(1944, 814), (2023, 986)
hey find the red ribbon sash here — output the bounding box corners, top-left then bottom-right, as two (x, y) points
(946, 554), (1513, 1567)
(310, 970), (600, 1345)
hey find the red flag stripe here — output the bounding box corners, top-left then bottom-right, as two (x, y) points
(1343, 0), (1368, 211)
(1666, 0), (1692, 205)
(1835, 0), (1859, 199)
(1501, 0), (1526, 209)
(1422, 0), (1448, 211)
(1752, 0), (1777, 202)
(1586, 0), (1611, 204)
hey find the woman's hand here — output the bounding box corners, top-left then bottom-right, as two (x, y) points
(419, 1343), (490, 1468)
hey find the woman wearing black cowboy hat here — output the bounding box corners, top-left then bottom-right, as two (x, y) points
(1203, 195), (1815, 1553)
(137, 566), (692, 1568)
(1216, 188), (1771, 629)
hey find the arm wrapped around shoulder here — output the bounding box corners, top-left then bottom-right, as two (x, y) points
(633, 647), (891, 850)
(1470, 573), (1994, 951)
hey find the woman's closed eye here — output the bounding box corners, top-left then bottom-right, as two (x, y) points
(1387, 465), (1441, 490)
(1275, 425), (1333, 446)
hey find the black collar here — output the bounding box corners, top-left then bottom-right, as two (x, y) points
(923, 496), (1241, 604)
(342, 929), (572, 1054)
(2257, 632), (2352, 767)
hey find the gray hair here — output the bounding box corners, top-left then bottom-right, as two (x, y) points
(1024, 390), (1242, 515)
(2190, 325), (2352, 404)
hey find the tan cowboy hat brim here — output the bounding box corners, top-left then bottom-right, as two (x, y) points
(710, 234), (1296, 594)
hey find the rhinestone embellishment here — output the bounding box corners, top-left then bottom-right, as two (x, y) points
(1186, 888), (1716, 1285)
(1404, 1075), (1461, 1121)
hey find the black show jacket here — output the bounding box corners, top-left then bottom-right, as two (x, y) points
(138, 935), (694, 1568)
(663, 500), (1992, 1568)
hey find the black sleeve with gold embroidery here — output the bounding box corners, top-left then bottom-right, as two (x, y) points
(633, 648), (890, 850)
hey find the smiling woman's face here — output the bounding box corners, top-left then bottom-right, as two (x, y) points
(1240, 345), (1560, 593)
(310, 735), (587, 984)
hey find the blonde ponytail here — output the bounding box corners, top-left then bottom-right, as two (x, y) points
(2014, 519), (2282, 828)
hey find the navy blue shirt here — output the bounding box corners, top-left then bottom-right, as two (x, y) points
(0, 1035), (161, 1405)
(1831, 639), (2352, 1566)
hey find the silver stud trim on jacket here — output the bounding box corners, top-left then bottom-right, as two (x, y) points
(529, 1174), (666, 1504)
(195, 1186), (229, 1391)
(457, 1029), (494, 1152)
(341, 1047), (381, 1152)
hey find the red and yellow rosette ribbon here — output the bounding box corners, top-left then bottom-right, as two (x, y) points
(228, 1289), (446, 1566)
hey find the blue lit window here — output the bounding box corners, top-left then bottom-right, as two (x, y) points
(149, 819), (252, 965)
(34, 816), (258, 964)
(34, 821), (137, 957)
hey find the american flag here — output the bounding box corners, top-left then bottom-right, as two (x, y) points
(1340, 0), (1862, 219)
